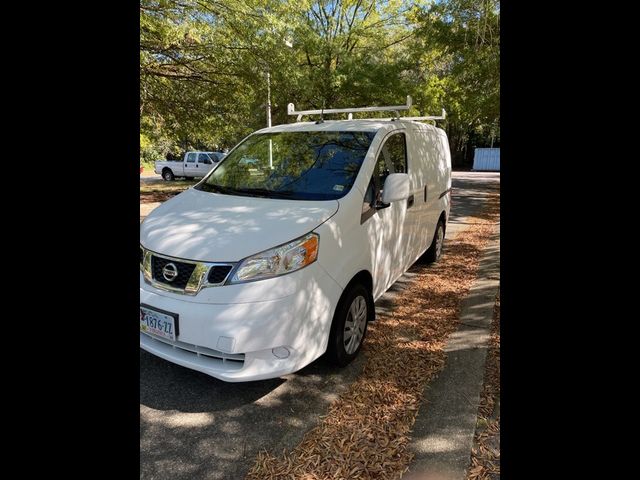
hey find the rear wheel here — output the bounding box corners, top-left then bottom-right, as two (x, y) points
(162, 169), (175, 181)
(424, 219), (445, 264)
(326, 283), (373, 367)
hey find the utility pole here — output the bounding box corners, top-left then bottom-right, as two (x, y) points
(266, 71), (272, 128)
(266, 70), (273, 169)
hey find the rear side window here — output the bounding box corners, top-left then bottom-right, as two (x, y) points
(186, 153), (197, 163)
(375, 132), (407, 188)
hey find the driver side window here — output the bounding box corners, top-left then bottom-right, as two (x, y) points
(361, 132), (407, 224)
(186, 153), (197, 163)
(199, 153), (212, 164)
(375, 132), (407, 188)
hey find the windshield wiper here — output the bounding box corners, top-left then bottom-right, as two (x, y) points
(201, 184), (239, 195)
(234, 188), (295, 198)
(200, 183), (295, 198)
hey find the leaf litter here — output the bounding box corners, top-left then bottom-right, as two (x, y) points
(246, 193), (500, 480)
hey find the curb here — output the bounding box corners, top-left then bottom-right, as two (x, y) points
(404, 224), (500, 480)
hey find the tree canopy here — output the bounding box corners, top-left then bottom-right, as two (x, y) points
(140, 0), (499, 166)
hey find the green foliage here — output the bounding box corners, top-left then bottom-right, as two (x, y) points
(140, 0), (499, 166)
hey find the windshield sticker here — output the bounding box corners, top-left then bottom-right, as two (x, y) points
(333, 185), (345, 192)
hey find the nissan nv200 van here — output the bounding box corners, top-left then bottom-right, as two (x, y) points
(140, 106), (452, 382)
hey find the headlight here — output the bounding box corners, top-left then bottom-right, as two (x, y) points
(229, 232), (319, 284)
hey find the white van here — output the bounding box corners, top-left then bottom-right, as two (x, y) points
(140, 100), (451, 382)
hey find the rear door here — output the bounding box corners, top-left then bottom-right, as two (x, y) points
(422, 131), (445, 236)
(402, 129), (428, 264)
(407, 129), (436, 257)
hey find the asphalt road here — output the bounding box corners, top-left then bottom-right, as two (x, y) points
(140, 171), (500, 480)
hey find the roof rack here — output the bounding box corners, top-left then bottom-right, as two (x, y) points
(397, 109), (447, 122)
(286, 95), (446, 123)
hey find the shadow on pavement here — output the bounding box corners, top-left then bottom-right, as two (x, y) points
(140, 349), (364, 480)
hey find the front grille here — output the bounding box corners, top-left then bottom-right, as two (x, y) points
(151, 255), (196, 289)
(208, 265), (233, 284)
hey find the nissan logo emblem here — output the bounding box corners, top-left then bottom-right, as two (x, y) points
(162, 263), (179, 282)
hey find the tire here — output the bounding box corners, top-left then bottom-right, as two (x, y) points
(326, 283), (373, 367)
(424, 218), (446, 264)
(162, 169), (175, 181)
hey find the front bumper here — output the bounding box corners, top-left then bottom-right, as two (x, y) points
(139, 263), (343, 382)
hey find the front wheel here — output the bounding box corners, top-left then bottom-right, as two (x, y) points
(162, 169), (175, 181)
(326, 283), (373, 367)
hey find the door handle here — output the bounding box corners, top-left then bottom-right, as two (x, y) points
(424, 185), (428, 202)
(407, 194), (414, 209)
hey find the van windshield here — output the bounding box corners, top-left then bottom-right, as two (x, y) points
(195, 131), (376, 200)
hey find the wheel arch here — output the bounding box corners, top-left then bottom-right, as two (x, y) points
(342, 270), (375, 322)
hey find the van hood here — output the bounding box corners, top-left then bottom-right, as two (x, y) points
(140, 188), (339, 262)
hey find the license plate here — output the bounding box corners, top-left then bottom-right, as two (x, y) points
(140, 305), (178, 342)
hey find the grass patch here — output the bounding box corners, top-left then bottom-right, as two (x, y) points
(245, 193), (500, 480)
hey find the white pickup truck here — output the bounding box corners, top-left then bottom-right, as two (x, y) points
(155, 151), (225, 181)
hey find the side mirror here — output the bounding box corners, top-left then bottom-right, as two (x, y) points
(381, 173), (410, 204)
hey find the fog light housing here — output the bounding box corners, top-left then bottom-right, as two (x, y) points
(272, 347), (290, 359)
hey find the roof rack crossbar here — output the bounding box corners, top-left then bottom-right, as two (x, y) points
(397, 109), (447, 122)
(288, 96), (413, 121)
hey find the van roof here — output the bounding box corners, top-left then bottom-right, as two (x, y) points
(256, 119), (441, 135)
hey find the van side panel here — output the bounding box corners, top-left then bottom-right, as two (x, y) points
(406, 128), (433, 258)
(403, 129), (427, 265)
(406, 126), (453, 258)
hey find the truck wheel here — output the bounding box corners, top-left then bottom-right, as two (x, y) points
(162, 169), (175, 181)
(326, 283), (373, 367)
(424, 219), (445, 264)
